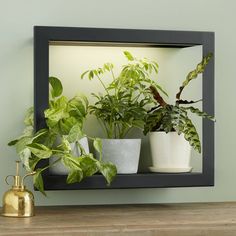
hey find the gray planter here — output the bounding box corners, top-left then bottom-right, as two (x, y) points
(49, 137), (89, 175)
(98, 139), (141, 174)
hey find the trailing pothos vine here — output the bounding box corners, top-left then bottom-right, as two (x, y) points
(8, 77), (117, 195)
(144, 53), (215, 153)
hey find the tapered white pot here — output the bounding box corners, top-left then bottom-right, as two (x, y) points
(98, 139), (141, 174)
(49, 137), (89, 175)
(149, 132), (192, 173)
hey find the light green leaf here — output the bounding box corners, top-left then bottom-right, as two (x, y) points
(19, 148), (31, 171)
(88, 70), (94, 80)
(81, 70), (89, 79)
(23, 126), (34, 136)
(61, 154), (81, 170)
(66, 169), (83, 184)
(58, 117), (78, 135)
(24, 107), (34, 126)
(68, 97), (87, 118)
(27, 143), (52, 159)
(97, 162), (117, 185)
(93, 138), (102, 160)
(45, 109), (69, 127)
(67, 123), (84, 143)
(57, 137), (71, 153)
(124, 51), (134, 61)
(33, 169), (46, 196)
(49, 76), (63, 98)
(79, 155), (98, 177)
(15, 136), (32, 154)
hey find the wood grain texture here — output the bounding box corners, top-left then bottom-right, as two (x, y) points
(0, 202), (236, 236)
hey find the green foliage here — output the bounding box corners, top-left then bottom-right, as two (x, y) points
(176, 53), (213, 99)
(8, 77), (117, 195)
(96, 161), (117, 185)
(81, 51), (167, 139)
(49, 76), (63, 98)
(33, 169), (46, 196)
(144, 54), (214, 153)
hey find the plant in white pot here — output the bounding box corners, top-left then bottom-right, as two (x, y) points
(8, 77), (117, 195)
(81, 51), (167, 174)
(144, 53), (215, 173)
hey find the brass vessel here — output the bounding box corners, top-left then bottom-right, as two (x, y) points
(2, 161), (36, 217)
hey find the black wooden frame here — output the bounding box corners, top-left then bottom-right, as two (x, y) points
(34, 26), (215, 190)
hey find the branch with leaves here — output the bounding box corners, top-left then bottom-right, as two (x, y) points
(81, 51), (167, 139)
(144, 53), (215, 153)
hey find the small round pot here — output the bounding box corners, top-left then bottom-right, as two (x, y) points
(49, 137), (89, 175)
(98, 139), (141, 174)
(149, 132), (192, 172)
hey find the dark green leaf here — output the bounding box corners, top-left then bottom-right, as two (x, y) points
(49, 76), (63, 98)
(8, 139), (19, 146)
(176, 53), (212, 99)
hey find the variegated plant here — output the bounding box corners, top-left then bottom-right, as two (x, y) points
(8, 77), (117, 195)
(144, 54), (214, 153)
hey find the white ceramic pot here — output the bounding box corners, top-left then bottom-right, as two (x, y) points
(149, 132), (192, 173)
(98, 139), (141, 174)
(49, 137), (89, 175)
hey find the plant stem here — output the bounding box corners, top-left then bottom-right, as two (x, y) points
(96, 74), (110, 95)
(110, 68), (117, 96)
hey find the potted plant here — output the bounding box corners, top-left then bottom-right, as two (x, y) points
(81, 51), (167, 174)
(144, 53), (215, 173)
(8, 77), (117, 195)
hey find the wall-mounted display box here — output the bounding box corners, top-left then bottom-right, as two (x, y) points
(34, 26), (214, 190)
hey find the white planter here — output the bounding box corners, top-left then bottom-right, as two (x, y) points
(149, 132), (192, 173)
(49, 137), (89, 175)
(98, 139), (141, 174)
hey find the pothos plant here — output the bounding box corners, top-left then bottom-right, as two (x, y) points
(8, 77), (117, 195)
(144, 53), (215, 153)
(81, 51), (167, 139)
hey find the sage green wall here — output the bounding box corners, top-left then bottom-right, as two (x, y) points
(0, 0), (234, 206)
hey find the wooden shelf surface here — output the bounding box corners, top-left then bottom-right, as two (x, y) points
(1, 202), (236, 236)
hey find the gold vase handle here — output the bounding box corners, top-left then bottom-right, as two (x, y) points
(5, 175), (15, 185)
(21, 172), (36, 186)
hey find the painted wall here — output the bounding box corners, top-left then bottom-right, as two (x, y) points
(0, 0), (235, 206)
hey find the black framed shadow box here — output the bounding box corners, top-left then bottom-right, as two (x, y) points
(34, 26), (214, 190)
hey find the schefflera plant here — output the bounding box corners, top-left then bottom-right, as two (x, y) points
(144, 53), (215, 153)
(81, 51), (167, 138)
(8, 77), (117, 195)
